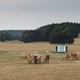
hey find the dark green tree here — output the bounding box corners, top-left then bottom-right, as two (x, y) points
(49, 33), (74, 44)
(21, 22), (80, 44)
(0, 31), (13, 42)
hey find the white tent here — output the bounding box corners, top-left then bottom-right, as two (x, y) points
(55, 45), (68, 53)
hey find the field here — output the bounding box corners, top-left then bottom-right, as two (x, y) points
(0, 38), (80, 80)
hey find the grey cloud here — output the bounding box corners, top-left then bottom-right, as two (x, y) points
(0, 0), (80, 30)
(0, 0), (80, 14)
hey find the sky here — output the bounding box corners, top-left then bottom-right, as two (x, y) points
(0, 0), (80, 30)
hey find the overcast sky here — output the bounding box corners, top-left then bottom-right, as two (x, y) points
(0, 0), (80, 30)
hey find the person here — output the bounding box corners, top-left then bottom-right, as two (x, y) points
(33, 52), (38, 64)
(37, 55), (42, 64)
(26, 53), (33, 64)
(43, 51), (50, 63)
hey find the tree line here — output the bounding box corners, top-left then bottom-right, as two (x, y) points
(0, 22), (80, 44)
(0, 31), (13, 42)
(21, 22), (80, 44)
(0, 30), (25, 42)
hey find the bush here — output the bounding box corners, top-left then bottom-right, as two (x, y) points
(49, 33), (74, 44)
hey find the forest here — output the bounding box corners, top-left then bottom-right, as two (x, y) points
(21, 22), (80, 44)
(0, 22), (80, 44)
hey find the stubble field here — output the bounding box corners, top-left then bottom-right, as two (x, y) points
(0, 38), (80, 80)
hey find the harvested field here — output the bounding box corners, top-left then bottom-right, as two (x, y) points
(0, 42), (53, 52)
(0, 38), (80, 80)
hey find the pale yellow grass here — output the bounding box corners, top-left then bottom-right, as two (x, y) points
(0, 42), (53, 52)
(0, 63), (80, 80)
(0, 38), (80, 80)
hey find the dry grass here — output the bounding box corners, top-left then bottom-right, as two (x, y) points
(0, 38), (80, 80)
(0, 42), (53, 52)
